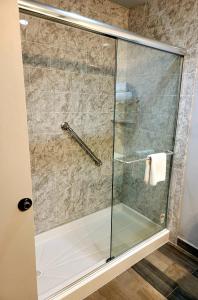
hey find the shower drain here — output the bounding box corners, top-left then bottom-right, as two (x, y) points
(37, 270), (42, 277)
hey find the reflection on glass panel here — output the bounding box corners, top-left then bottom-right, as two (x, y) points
(111, 40), (183, 257)
(20, 11), (116, 298)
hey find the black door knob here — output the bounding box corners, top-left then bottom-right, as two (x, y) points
(18, 198), (32, 212)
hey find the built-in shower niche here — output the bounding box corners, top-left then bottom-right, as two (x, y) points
(114, 82), (139, 157)
(115, 83), (139, 125)
(113, 81), (140, 206)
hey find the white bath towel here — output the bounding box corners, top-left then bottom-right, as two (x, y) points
(144, 153), (167, 186)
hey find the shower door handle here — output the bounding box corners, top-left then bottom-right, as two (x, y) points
(61, 122), (102, 167)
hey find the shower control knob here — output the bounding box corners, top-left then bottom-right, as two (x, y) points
(18, 198), (32, 212)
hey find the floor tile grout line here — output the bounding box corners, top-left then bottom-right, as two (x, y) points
(166, 286), (178, 299)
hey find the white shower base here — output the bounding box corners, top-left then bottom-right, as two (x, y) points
(35, 203), (161, 300)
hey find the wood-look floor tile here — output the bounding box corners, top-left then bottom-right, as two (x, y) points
(133, 258), (177, 297)
(86, 269), (165, 300)
(86, 243), (198, 300)
(168, 287), (198, 300)
(159, 244), (198, 273)
(164, 262), (189, 282)
(146, 249), (173, 272)
(165, 264), (198, 299)
(86, 291), (106, 300)
(192, 269), (198, 278)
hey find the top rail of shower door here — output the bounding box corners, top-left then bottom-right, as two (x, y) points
(18, 0), (186, 55)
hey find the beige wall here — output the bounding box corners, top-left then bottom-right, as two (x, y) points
(0, 0), (37, 299)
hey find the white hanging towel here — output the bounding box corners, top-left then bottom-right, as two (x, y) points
(144, 153), (167, 186)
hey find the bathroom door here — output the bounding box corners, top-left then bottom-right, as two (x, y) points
(0, 1), (37, 299)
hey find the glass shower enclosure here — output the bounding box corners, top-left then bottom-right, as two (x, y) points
(18, 0), (184, 299)
(111, 40), (183, 257)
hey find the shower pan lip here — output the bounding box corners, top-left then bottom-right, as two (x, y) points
(47, 228), (169, 300)
(35, 203), (162, 300)
(18, 0), (186, 56)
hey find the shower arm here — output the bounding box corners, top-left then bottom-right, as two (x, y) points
(61, 122), (102, 167)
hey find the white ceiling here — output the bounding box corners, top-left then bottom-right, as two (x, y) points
(111, 0), (146, 8)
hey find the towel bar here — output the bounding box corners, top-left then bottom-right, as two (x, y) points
(115, 151), (174, 164)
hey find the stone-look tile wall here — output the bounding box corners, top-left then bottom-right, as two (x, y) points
(129, 0), (198, 242)
(40, 0), (129, 29)
(114, 40), (182, 226)
(20, 6), (120, 233)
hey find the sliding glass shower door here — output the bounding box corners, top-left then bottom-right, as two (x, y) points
(111, 40), (183, 257)
(20, 11), (116, 298)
